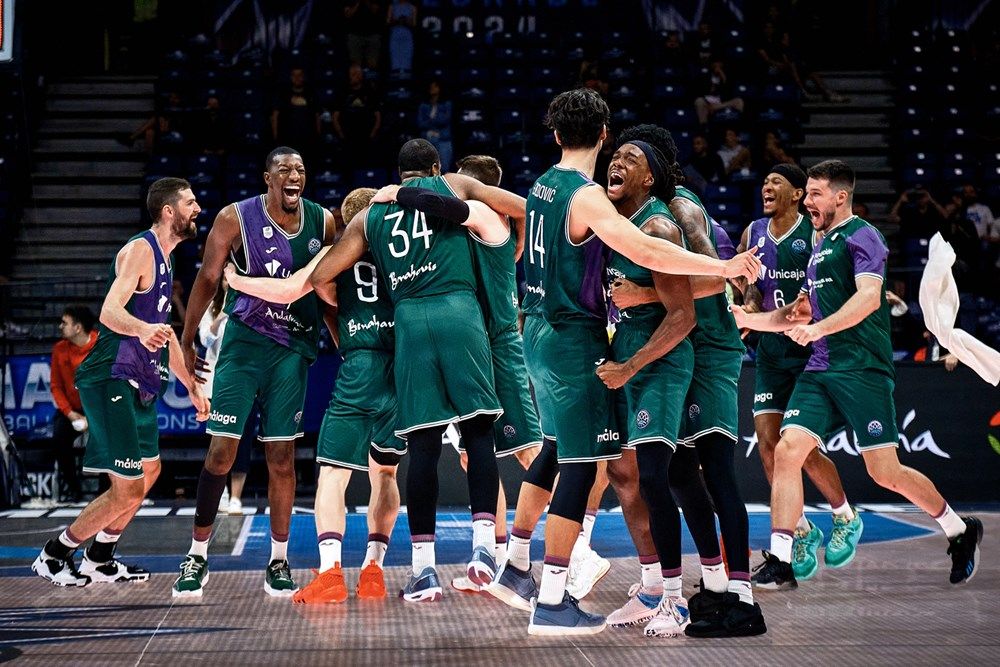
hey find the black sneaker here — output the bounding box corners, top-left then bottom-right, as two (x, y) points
(947, 516), (983, 584)
(687, 579), (733, 623)
(685, 598), (767, 638)
(750, 551), (798, 590)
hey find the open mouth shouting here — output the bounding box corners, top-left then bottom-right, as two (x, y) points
(281, 185), (301, 211)
(607, 169), (626, 198)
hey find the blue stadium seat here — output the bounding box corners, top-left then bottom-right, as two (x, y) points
(704, 183), (740, 202)
(354, 169), (388, 188)
(188, 154), (222, 176)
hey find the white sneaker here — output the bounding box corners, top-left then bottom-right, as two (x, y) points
(566, 545), (611, 600)
(219, 488), (229, 511)
(644, 596), (690, 637)
(80, 556), (150, 583)
(450, 575), (482, 593)
(32, 550), (90, 587)
(607, 583), (662, 627)
(228, 498), (242, 515)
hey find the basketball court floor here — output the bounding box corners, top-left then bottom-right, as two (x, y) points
(1, 505), (996, 665)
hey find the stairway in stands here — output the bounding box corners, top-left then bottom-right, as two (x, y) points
(9, 75), (153, 353)
(796, 71), (896, 225)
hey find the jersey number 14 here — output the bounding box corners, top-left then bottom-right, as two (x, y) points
(527, 210), (545, 268)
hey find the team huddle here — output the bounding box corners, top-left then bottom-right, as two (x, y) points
(31, 88), (982, 639)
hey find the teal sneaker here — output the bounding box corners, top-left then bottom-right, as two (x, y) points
(791, 521), (824, 580)
(824, 511), (864, 568)
(172, 555), (209, 598)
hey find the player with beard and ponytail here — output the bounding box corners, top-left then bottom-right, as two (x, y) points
(33, 178), (210, 587)
(174, 147), (337, 598)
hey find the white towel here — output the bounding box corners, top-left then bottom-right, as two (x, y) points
(918, 233), (1000, 385)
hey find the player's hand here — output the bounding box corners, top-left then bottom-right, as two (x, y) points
(189, 385), (211, 422)
(139, 323), (172, 352)
(721, 245), (762, 282)
(787, 323), (822, 346)
(596, 359), (633, 389)
(372, 184), (401, 204)
(728, 304), (751, 331)
(223, 262), (240, 287)
(943, 354), (959, 372)
(787, 293), (812, 323)
(609, 278), (647, 310)
(180, 334), (210, 384)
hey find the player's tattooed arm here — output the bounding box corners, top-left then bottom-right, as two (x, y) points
(668, 197), (726, 298)
(309, 210), (369, 306)
(597, 219), (697, 389)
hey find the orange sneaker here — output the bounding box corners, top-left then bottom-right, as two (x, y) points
(292, 565), (348, 604)
(356, 560), (387, 599)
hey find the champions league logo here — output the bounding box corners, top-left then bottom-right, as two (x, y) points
(263, 225), (273, 239)
(636, 410), (651, 430)
(294, 411), (303, 424)
(792, 238), (809, 255)
(757, 236), (766, 249)
(503, 425), (516, 440)
(867, 420), (884, 437)
(688, 404), (701, 420)
(308, 237), (321, 255)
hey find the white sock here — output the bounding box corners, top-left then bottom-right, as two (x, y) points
(189, 537), (209, 559)
(664, 574), (682, 599)
(58, 529), (81, 550)
(640, 559), (661, 591)
(538, 560), (570, 605)
(365, 535), (389, 567)
(472, 517), (496, 551)
(318, 533), (343, 572)
(95, 530), (122, 545)
(270, 537), (288, 562)
(701, 562), (728, 593)
(581, 512), (597, 543)
(412, 539), (435, 575)
(508, 534), (531, 570)
(934, 504), (966, 539)
(770, 531), (794, 563)
(728, 578), (753, 605)
(796, 514), (811, 533)
(494, 537), (508, 564)
(831, 501), (855, 521)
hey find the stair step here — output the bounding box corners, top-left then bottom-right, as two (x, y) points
(38, 118), (147, 135)
(854, 179), (894, 196)
(11, 259), (110, 278)
(49, 82), (155, 96)
(822, 77), (894, 93)
(799, 133), (890, 150)
(45, 98), (154, 114)
(36, 137), (141, 153)
(15, 244), (121, 262)
(31, 184), (141, 200)
(804, 155), (893, 171)
(34, 160), (144, 177)
(20, 227), (132, 243)
(67, 75), (156, 83)
(803, 94), (894, 111)
(820, 70), (890, 78)
(24, 207), (139, 225)
(806, 113), (890, 129)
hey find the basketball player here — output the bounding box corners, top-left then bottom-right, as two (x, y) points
(309, 139), (528, 603)
(733, 160), (983, 589)
(174, 147), (336, 598)
(736, 164), (862, 584)
(223, 185), (470, 602)
(33, 178), (210, 586)
(488, 89), (760, 636)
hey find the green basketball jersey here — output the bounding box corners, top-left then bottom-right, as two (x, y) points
(606, 196), (675, 332)
(224, 195), (326, 362)
(673, 186), (744, 353)
(334, 250), (395, 354)
(804, 216), (894, 377)
(365, 175), (477, 303)
(747, 214), (817, 368)
(471, 230), (519, 339)
(523, 166), (606, 327)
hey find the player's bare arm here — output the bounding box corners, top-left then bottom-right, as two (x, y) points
(597, 218), (697, 389)
(731, 294), (809, 333)
(309, 212), (369, 306)
(669, 196), (726, 297)
(102, 240), (172, 352)
(166, 330), (210, 421)
(321, 300), (340, 349)
(787, 275), (882, 346)
(574, 186), (761, 281)
(224, 244), (332, 304)
(735, 225), (763, 311)
(443, 171), (527, 225)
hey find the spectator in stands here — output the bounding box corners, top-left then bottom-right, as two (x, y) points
(694, 59), (745, 126)
(333, 64), (382, 168)
(683, 133), (725, 192)
(416, 79), (453, 172)
(387, 0), (417, 79)
(578, 60), (609, 98)
(118, 91), (184, 154)
(853, 202), (870, 218)
(946, 184), (998, 246)
(661, 30), (688, 69)
(690, 21), (717, 64)
(756, 23), (848, 102)
(718, 127), (752, 176)
(51, 306), (98, 503)
(941, 197), (984, 293)
(759, 130), (796, 172)
(344, 0), (384, 70)
(889, 186), (948, 242)
(271, 68), (321, 155)
(190, 95), (229, 155)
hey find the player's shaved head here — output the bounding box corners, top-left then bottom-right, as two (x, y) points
(398, 138), (440, 175)
(266, 146), (302, 171)
(341, 188), (377, 223)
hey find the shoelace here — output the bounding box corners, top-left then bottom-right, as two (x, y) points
(793, 536), (809, 563)
(179, 558), (203, 579)
(625, 582), (642, 599)
(828, 520), (851, 551)
(269, 561), (292, 579)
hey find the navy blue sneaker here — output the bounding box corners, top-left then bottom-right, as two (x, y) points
(528, 592), (606, 636)
(948, 516), (983, 585)
(486, 560), (537, 612)
(399, 566), (443, 603)
(467, 545), (497, 587)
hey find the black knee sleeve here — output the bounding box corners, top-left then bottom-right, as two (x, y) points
(458, 415), (500, 517)
(404, 426), (442, 537)
(668, 443), (721, 561)
(548, 461), (596, 523)
(635, 444), (682, 571)
(522, 437), (558, 491)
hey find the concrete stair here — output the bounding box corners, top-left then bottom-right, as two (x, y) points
(10, 75), (153, 353)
